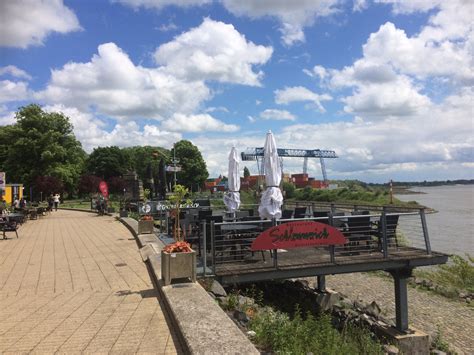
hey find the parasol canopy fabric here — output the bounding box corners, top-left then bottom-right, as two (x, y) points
(258, 131), (283, 219)
(223, 146), (241, 212)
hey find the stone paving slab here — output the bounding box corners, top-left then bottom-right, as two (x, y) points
(0, 210), (182, 354)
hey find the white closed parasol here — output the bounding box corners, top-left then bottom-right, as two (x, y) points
(223, 146), (241, 213)
(258, 131), (283, 219)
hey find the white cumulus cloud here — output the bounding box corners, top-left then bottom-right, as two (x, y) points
(0, 80), (30, 103)
(0, 65), (32, 80)
(154, 18), (273, 86)
(0, 0), (81, 48)
(37, 42), (211, 119)
(43, 104), (181, 152)
(275, 86), (332, 112)
(221, 0), (341, 46)
(112, 0), (211, 10)
(260, 109), (296, 121)
(161, 113), (239, 132)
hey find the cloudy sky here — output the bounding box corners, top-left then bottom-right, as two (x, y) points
(0, 0), (472, 182)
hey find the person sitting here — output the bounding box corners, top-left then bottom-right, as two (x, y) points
(13, 196), (21, 211)
(0, 198), (7, 214)
(19, 197), (26, 210)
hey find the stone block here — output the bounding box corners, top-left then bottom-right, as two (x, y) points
(375, 326), (429, 355)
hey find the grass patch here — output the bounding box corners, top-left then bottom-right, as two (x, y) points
(249, 307), (383, 354)
(415, 254), (474, 295)
(60, 197), (121, 211)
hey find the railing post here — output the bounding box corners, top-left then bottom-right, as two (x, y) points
(419, 208), (432, 255)
(202, 221), (207, 277)
(328, 212), (335, 263)
(381, 208), (388, 258)
(210, 221), (216, 275)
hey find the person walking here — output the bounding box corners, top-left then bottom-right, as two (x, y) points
(53, 193), (60, 211)
(47, 194), (53, 212)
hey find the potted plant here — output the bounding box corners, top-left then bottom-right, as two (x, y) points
(138, 214), (154, 234)
(161, 184), (196, 285)
(137, 189), (154, 234)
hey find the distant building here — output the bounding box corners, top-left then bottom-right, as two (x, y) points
(206, 173), (328, 192)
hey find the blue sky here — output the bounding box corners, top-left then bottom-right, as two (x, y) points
(0, 0), (472, 182)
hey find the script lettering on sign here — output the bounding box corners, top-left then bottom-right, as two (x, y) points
(251, 221), (347, 251)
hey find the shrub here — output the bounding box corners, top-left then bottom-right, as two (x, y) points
(249, 307), (383, 354)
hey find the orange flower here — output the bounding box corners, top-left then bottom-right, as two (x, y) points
(163, 241), (192, 253)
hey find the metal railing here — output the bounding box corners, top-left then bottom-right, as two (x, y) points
(195, 209), (432, 277)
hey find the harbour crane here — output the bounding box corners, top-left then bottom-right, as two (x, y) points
(241, 147), (338, 183)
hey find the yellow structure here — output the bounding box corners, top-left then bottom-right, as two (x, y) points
(2, 184), (23, 204)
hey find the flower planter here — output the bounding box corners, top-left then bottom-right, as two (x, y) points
(161, 249), (196, 286)
(138, 219), (154, 234)
(119, 210), (128, 218)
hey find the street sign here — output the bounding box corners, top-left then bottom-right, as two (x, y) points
(166, 165), (182, 172)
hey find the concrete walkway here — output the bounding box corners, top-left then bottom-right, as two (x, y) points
(0, 210), (182, 354)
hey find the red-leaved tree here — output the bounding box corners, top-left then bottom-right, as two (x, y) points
(77, 175), (101, 196)
(35, 176), (64, 196)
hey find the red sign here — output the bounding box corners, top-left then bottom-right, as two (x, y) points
(251, 221), (347, 251)
(99, 181), (109, 198)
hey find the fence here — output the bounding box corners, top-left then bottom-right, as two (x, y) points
(196, 209), (432, 277)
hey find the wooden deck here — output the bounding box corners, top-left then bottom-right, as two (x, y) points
(213, 246), (448, 284)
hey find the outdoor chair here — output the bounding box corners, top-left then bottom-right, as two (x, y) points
(313, 211), (330, 225)
(293, 207), (307, 219)
(198, 209), (213, 221)
(281, 209), (293, 220)
(0, 218), (19, 239)
(344, 214), (373, 254)
(376, 214), (400, 250)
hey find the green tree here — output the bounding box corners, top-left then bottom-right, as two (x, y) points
(243, 166), (250, 178)
(86, 146), (130, 180)
(172, 140), (208, 191)
(0, 104), (86, 196)
(122, 146), (170, 181)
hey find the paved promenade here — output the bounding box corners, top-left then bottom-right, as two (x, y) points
(0, 210), (182, 354)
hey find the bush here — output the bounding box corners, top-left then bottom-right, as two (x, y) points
(249, 308), (383, 354)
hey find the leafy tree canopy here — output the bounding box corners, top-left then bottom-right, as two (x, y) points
(86, 146), (131, 180)
(243, 166), (250, 178)
(172, 140), (208, 191)
(0, 104), (86, 194)
(122, 146), (170, 180)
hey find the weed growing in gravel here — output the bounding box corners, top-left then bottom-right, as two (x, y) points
(432, 325), (457, 354)
(416, 254), (474, 295)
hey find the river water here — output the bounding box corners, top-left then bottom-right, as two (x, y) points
(396, 185), (474, 256)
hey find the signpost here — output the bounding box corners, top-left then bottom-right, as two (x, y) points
(251, 221), (347, 251)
